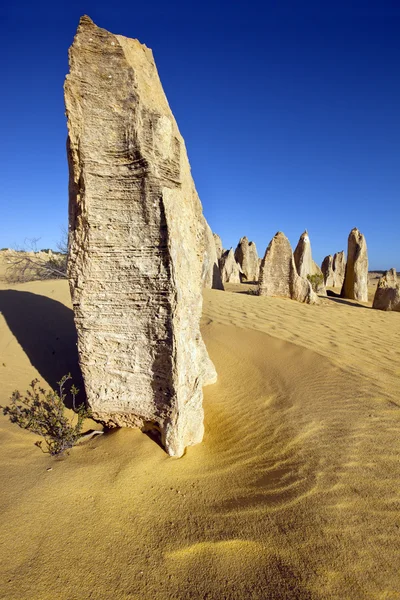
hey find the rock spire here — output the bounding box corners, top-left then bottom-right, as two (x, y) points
(258, 232), (318, 304)
(234, 236), (260, 282)
(65, 16), (216, 457)
(341, 228), (368, 302)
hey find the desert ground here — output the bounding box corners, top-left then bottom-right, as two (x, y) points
(0, 256), (399, 600)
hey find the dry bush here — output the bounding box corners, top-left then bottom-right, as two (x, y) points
(307, 272), (325, 292)
(2, 374), (92, 456)
(4, 234), (67, 283)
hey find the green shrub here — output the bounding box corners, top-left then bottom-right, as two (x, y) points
(1, 374), (91, 456)
(307, 272), (324, 292)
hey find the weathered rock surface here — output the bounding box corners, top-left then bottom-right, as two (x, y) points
(65, 16), (216, 457)
(321, 255), (335, 286)
(321, 251), (346, 288)
(341, 228), (369, 302)
(293, 230), (326, 295)
(219, 249), (242, 284)
(332, 251), (346, 288)
(213, 233), (223, 261)
(258, 232), (318, 304)
(294, 231), (316, 278)
(234, 236), (260, 282)
(201, 217), (224, 290)
(372, 269), (400, 311)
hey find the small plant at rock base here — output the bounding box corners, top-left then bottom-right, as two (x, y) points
(307, 272), (324, 292)
(1, 374), (91, 456)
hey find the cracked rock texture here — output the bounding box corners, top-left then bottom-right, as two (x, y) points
(332, 251), (346, 288)
(341, 228), (368, 302)
(321, 251), (346, 288)
(321, 255), (334, 286)
(234, 236), (259, 282)
(65, 15), (216, 457)
(293, 230), (325, 295)
(294, 230), (324, 278)
(258, 232), (318, 304)
(372, 269), (400, 311)
(213, 233), (223, 261)
(219, 249), (242, 284)
(201, 217), (224, 290)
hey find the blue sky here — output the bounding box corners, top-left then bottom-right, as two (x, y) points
(1, 1), (399, 269)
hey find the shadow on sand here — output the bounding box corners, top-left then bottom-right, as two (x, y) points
(0, 289), (85, 407)
(236, 291), (259, 296)
(325, 290), (371, 309)
(232, 286), (371, 308)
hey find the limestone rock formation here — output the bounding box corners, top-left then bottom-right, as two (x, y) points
(201, 217), (224, 290)
(294, 231), (314, 278)
(219, 249), (242, 284)
(213, 233), (223, 261)
(321, 255), (334, 286)
(341, 228), (369, 302)
(321, 251), (346, 288)
(332, 251), (346, 288)
(294, 230), (325, 295)
(234, 236), (260, 282)
(293, 230), (323, 277)
(65, 16), (216, 457)
(258, 232), (318, 304)
(372, 269), (400, 312)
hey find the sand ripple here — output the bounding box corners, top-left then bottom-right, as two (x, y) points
(0, 279), (399, 599)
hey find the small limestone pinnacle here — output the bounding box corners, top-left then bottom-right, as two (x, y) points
(79, 15), (94, 26)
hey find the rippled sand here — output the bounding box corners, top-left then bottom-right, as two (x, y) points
(0, 274), (399, 599)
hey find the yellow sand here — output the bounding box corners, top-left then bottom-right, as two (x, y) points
(0, 269), (399, 599)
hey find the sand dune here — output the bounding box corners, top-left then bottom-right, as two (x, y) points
(0, 272), (399, 599)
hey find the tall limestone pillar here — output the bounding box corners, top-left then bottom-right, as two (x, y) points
(341, 228), (368, 302)
(258, 232), (318, 303)
(234, 236), (260, 282)
(65, 16), (216, 457)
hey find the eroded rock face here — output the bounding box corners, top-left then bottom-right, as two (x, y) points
(341, 228), (368, 302)
(213, 233), (223, 261)
(321, 251), (346, 288)
(234, 236), (260, 282)
(372, 269), (400, 311)
(201, 217), (224, 290)
(249, 243), (260, 280)
(258, 232), (318, 304)
(294, 231), (315, 278)
(65, 16), (216, 457)
(321, 255), (334, 286)
(332, 251), (346, 288)
(293, 230), (325, 295)
(219, 249), (242, 284)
